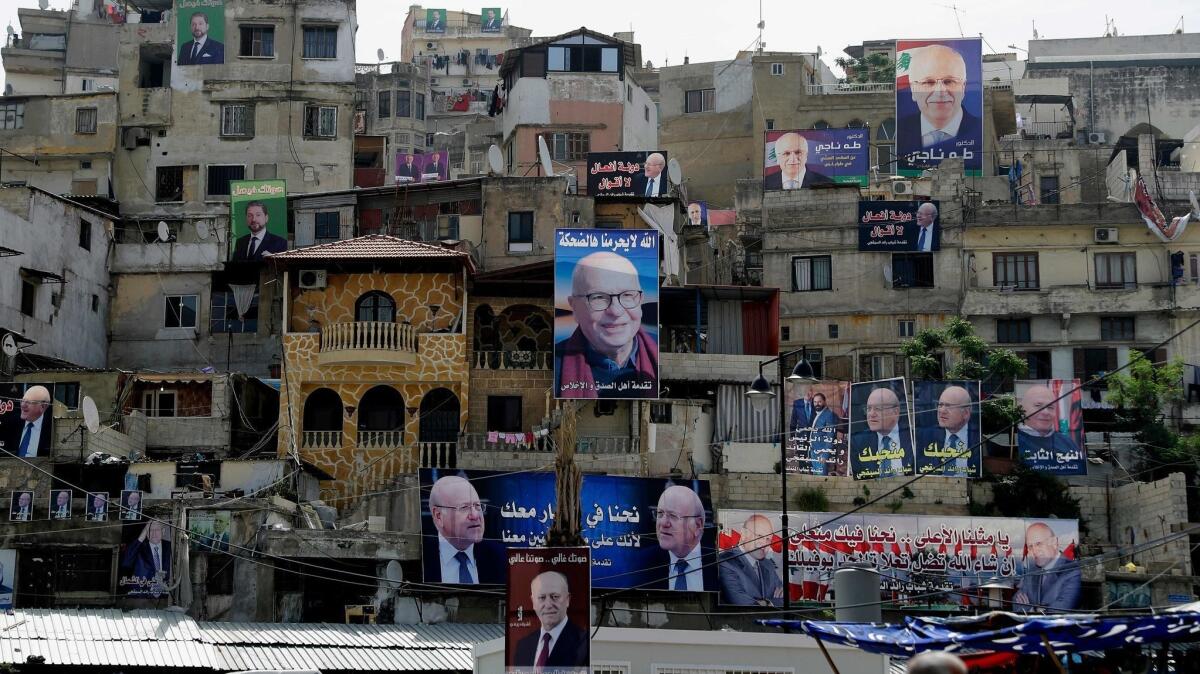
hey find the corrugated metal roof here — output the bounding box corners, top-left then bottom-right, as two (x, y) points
(270, 234), (472, 263)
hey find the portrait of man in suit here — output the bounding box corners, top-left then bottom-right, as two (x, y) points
(764, 132), (833, 190)
(719, 513), (784, 606)
(915, 202), (938, 252)
(897, 44), (981, 152)
(9, 491), (33, 522)
(789, 391), (842, 476)
(512, 571), (589, 669)
(481, 7), (502, 32)
(422, 152), (446, 182)
(395, 153), (421, 183)
(0, 555), (13, 609)
(177, 11), (225, 65)
(121, 490), (143, 521)
(87, 492), (109, 522)
(655, 484), (707, 591)
(1017, 384), (1083, 460)
(915, 384), (977, 477)
(850, 385), (913, 478)
(427, 475), (501, 584)
(122, 520), (172, 597)
(5, 385), (53, 458)
(50, 489), (71, 521)
(642, 152), (668, 197)
(1014, 522), (1080, 611)
(231, 201), (288, 261)
(426, 8), (446, 33)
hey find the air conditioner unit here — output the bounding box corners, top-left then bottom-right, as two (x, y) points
(426, 41), (437, 49)
(298, 269), (328, 289)
(892, 180), (913, 195)
(1094, 227), (1119, 243)
(1087, 132), (1107, 145)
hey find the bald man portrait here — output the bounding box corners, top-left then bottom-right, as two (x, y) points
(424, 475), (503, 584)
(511, 570), (590, 669)
(719, 513), (784, 606)
(916, 384), (978, 477)
(1017, 384), (1083, 467)
(764, 132), (833, 190)
(4, 385), (53, 458)
(555, 251), (658, 399)
(850, 385), (913, 479)
(653, 484), (715, 591)
(914, 202), (938, 252)
(1013, 521), (1081, 611)
(897, 44), (981, 155)
(642, 152), (668, 197)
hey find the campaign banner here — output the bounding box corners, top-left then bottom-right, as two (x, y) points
(858, 201), (940, 251)
(718, 510), (1081, 611)
(119, 519), (172, 597)
(425, 8), (447, 33)
(553, 229), (659, 399)
(505, 548), (590, 673)
(764, 128), (868, 189)
(228, 180), (288, 262)
(86, 492), (110, 522)
(189, 510), (231, 552)
(395, 150), (449, 184)
(913, 381), (981, 478)
(176, 0), (226, 66)
(0, 549), (13, 609)
(895, 38), (983, 176)
(420, 470), (716, 591)
(480, 7), (502, 32)
(8, 491), (34, 522)
(49, 488), (72, 521)
(785, 380), (850, 476)
(586, 151), (670, 199)
(848, 377), (914, 480)
(686, 201), (708, 227)
(1015, 380), (1087, 475)
(0, 382), (54, 459)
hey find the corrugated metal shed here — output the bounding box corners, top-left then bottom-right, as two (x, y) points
(0, 610), (501, 672)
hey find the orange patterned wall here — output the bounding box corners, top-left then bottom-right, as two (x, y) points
(289, 272), (464, 333)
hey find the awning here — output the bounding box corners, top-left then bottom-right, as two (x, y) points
(0, 246), (21, 257)
(20, 267), (66, 283)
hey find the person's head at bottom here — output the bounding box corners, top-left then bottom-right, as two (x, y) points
(907, 651), (967, 674)
(531, 570), (570, 631)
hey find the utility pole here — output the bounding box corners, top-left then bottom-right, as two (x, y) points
(548, 400), (583, 547)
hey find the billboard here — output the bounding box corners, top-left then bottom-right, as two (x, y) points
(395, 150), (449, 184)
(420, 470), (716, 591)
(8, 491), (33, 522)
(858, 201), (940, 251)
(120, 490), (144, 520)
(228, 180), (288, 262)
(480, 7), (502, 32)
(176, 0), (226, 65)
(119, 519), (172, 597)
(425, 8), (447, 33)
(189, 510), (231, 552)
(686, 201), (708, 227)
(0, 549), (13, 609)
(505, 548), (590, 673)
(895, 38), (983, 176)
(848, 377), (914, 480)
(49, 488), (72, 520)
(764, 128), (868, 189)
(913, 380), (981, 478)
(0, 382), (53, 459)
(718, 510), (1080, 611)
(86, 492), (110, 521)
(1015, 379), (1087, 475)
(785, 380), (850, 476)
(553, 229), (659, 399)
(586, 151), (670, 199)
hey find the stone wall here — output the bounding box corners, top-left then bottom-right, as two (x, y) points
(711, 472), (971, 516)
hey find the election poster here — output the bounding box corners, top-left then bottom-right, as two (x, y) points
(8, 491), (34, 522)
(176, 0), (226, 66)
(505, 548), (590, 673)
(228, 179), (288, 262)
(0, 382), (54, 459)
(848, 377), (914, 480)
(0, 549), (13, 609)
(913, 380), (981, 478)
(718, 510), (1081, 611)
(119, 519), (172, 598)
(425, 8), (447, 33)
(189, 510), (231, 552)
(49, 488), (72, 520)
(858, 201), (940, 251)
(895, 38), (983, 176)
(585, 151), (671, 199)
(785, 380), (849, 476)
(686, 201), (708, 227)
(395, 150), (450, 184)
(480, 7), (503, 33)
(420, 470), (716, 591)
(553, 229), (659, 399)
(1015, 379), (1087, 475)
(764, 128), (868, 190)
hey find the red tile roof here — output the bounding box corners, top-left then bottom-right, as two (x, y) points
(270, 235), (473, 267)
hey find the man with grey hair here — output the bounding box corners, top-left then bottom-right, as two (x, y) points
(907, 652), (967, 674)
(643, 152), (667, 197)
(6, 385), (52, 458)
(898, 44), (981, 152)
(915, 202), (938, 252)
(655, 484), (711, 591)
(512, 570), (589, 668)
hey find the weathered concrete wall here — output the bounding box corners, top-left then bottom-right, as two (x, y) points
(710, 472), (971, 515)
(0, 91), (116, 192)
(478, 176), (569, 271)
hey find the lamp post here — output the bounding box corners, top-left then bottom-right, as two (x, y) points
(745, 346), (817, 612)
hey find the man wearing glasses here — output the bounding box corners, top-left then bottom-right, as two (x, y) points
(555, 251), (658, 399)
(850, 386), (913, 478)
(897, 44), (980, 152)
(426, 475), (502, 584)
(916, 385), (977, 477)
(653, 484), (711, 591)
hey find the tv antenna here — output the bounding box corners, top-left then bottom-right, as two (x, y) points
(936, 3), (966, 38)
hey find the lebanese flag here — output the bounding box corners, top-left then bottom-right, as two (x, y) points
(771, 533), (784, 554)
(1063, 540), (1076, 561)
(718, 530), (740, 550)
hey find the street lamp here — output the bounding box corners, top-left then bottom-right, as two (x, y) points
(745, 346), (817, 612)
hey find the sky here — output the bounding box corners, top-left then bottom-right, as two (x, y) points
(0, 0), (1195, 82)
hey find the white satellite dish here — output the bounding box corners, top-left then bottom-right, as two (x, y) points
(537, 136), (554, 177)
(384, 560), (404, 589)
(195, 220), (210, 240)
(376, 48), (385, 62)
(156, 220), (171, 242)
(37, 0), (48, 9)
(82, 396), (100, 434)
(486, 144), (504, 175)
(6, 24), (14, 37)
(1, 334), (17, 357)
(667, 157), (683, 186)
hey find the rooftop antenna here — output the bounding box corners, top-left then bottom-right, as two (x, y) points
(376, 48), (385, 62)
(756, 0), (765, 52)
(1032, 20), (1038, 40)
(937, 4), (966, 37)
(1174, 16), (1185, 34)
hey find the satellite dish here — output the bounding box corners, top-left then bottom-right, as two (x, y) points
(6, 24), (14, 36)
(1, 334), (17, 357)
(195, 220), (209, 240)
(667, 157), (683, 185)
(384, 560), (404, 589)
(537, 136), (554, 177)
(487, 144), (504, 175)
(156, 220), (170, 242)
(38, 0), (48, 9)
(376, 48), (385, 62)
(82, 396), (100, 434)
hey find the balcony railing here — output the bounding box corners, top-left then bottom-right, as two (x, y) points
(473, 350), (552, 370)
(317, 440), (457, 509)
(358, 430), (404, 448)
(461, 433), (637, 454)
(319, 321), (418, 365)
(302, 430), (341, 449)
(805, 82), (893, 95)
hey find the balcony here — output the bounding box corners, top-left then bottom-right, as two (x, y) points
(962, 284), (1174, 316)
(460, 432), (638, 454)
(318, 321), (418, 366)
(472, 350), (552, 370)
(805, 82), (893, 95)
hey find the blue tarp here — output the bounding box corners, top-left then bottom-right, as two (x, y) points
(761, 611), (1200, 657)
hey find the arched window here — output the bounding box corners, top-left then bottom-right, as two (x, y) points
(355, 291), (395, 323)
(419, 388), (460, 444)
(877, 118), (896, 141)
(302, 388), (342, 431)
(847, 119), (867, 129)
(358, 385), (404, 432)
(812, 120), (830, 130)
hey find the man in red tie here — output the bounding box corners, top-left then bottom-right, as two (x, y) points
(513, 571), (589, 671)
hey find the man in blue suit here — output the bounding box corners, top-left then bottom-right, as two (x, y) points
(1014, 522), (1080, 611)
(177, 12), (224, 65)
(1017, 384), (1084, 470)
(791, 393), (840, 476)
(897, 44), (980, 164)
(850, 386), (913, 478)
(719, 513), (784, 606)
(915, 385), (978, 477)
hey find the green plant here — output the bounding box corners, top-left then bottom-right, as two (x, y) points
(886, 498), (904, 513)
(1106, 350), (1193, 481)
(900, 486), (915, 500)
(852, 496), (867, 506)
(794, 487), (830, 512)
(834, 53), (896, 84)
(988, 464), (1085, 529)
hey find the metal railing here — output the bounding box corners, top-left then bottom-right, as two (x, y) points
(805, 82), (893, 95)
(473, 350), (552, 370)
(1021, 121), (1074, 140)
(461, 432), (637, 454)
(320, 321), (418, 354)
(301, 430), (341, 449)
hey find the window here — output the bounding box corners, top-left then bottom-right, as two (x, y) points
(538, 132), (590, 161)
(164, 294), (198, 329)
(993, 252), (1039, 289)
(80, 160), (92, 169)
(1020, 350), (1053, 380)
(20, 280), (36, 317)
(847, 118), (867, 128)
(892, 252), (934, 288)
(828, 324), (839, 339)
(1101, 316), (1135, 341)
(53, 382), (80, 410)
(685, 88), (714, 113)
(73, 220), (92, 252)
(859, 354), (894, 381)
(395, 90), (411, 117)
(0, 102), (25, 129)
(649, 402), (672, 424)
(899, 319), (915, 337)
(546, 44), (618, 73)
(355, 291), (395, 323)
(780, 326), (790, 342)
(302, 25), (338, 59)
(303, 105), (338, 138)
(80, 78), (94, 92)
(220, 104), (254, 137)
(315, 211), (340, 242)
(487, 396), (522, 433)
(239, 25), (275, 57)
(1076, 347), (1116, 387)
(813, 120), (830, 130)
(156, 166), (185, 202)
(33, 549), (113, 594)
(141, 389), (177, 417)
(425, 132), (435, 147)
(138, 49), (168, 88)
(792, 255), (832, 291)
(414, 93), (425, 121)
(377, 90), (391, 118)
(1039, 175), (1060, 205)
(644, 104), (649, 122)
(771, 62), (784, 75)
(508, 211), (533, 252)
(91, 294), (99, 312)
(765, 118), (774, 130)
(1095, 252), (1136, 288)
(75, 107), (97, 134)
(210, 288), (259, 334)
(996, 318), (1032, 343)
(206, 165), (245, 198)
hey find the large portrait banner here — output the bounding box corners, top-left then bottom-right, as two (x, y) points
(764, 128), (868, 190)
(228, 179), (288, 262)
(586, 151), (670, 199)
(913, 380), (981, 478)
(505, 547), (590, 673)
(785, 380), (849, 476)
(849, 377), (914, 480)
(1015, 379), (1087, 475)
(895, 38), (983, 176)
(858, 200), (941, 251)
(176, 0), (226, 66)
(0, 382), (54, 459)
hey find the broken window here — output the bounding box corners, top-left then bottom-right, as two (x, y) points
(138, 45), (171, 88)
(239, 25), (275, 57)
